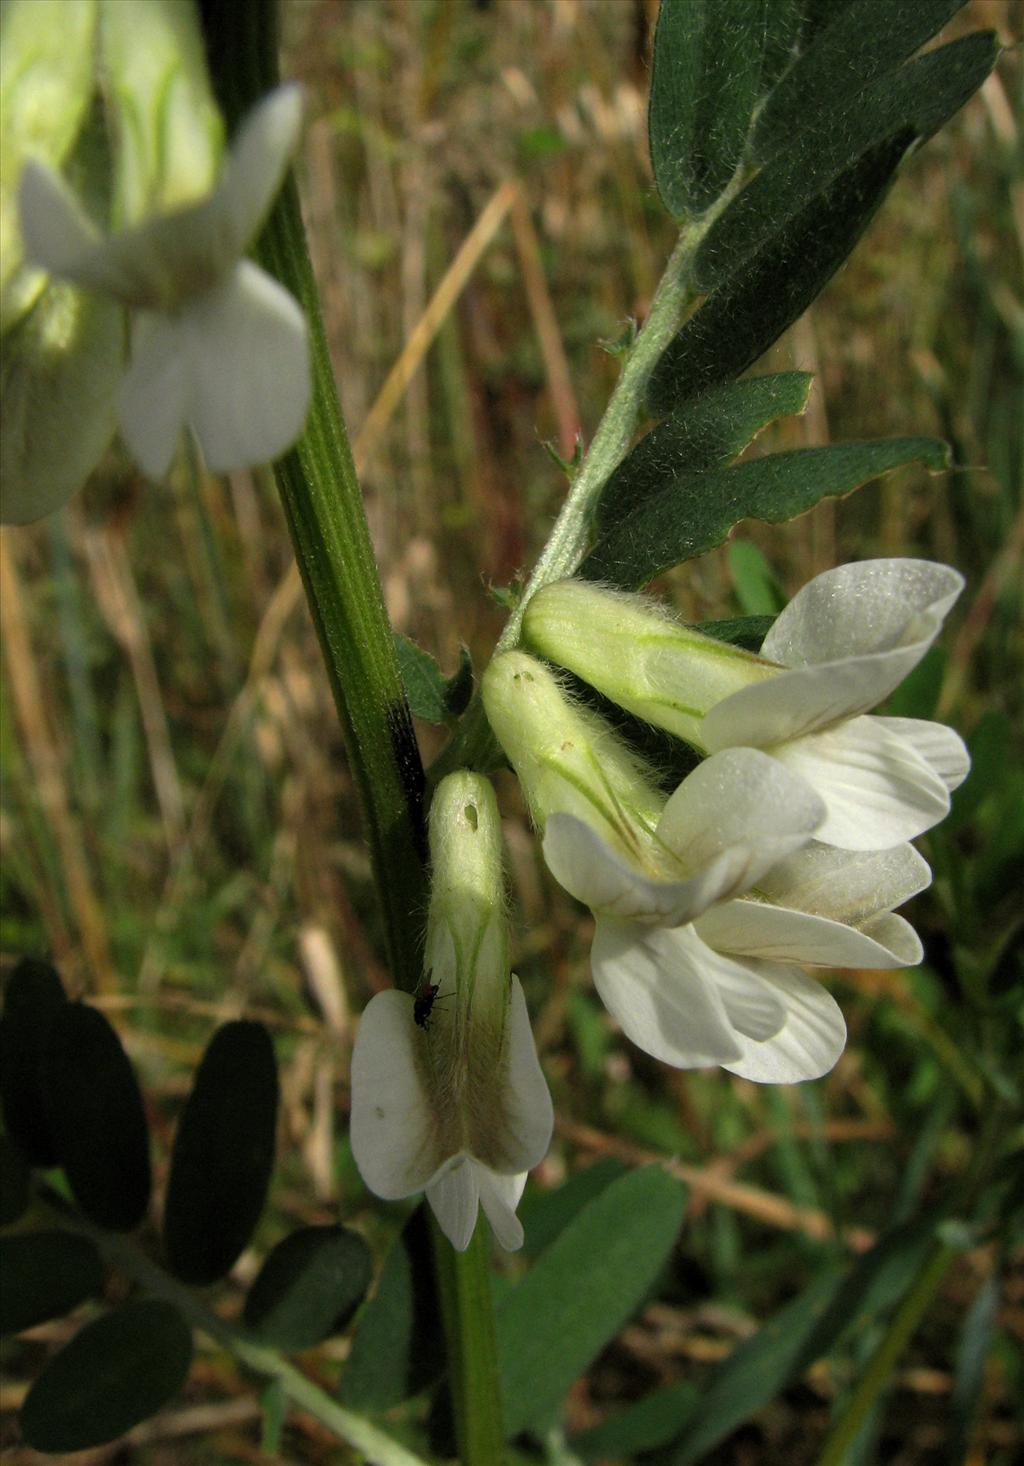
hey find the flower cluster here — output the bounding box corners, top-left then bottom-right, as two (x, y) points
(479, 558), (967, 1083)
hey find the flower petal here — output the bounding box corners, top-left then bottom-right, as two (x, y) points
(426, 1158), (481, 1252)
(495, 978), (554, 1172)
(704, 560), (964, 748)
(184, 260), (310, 471)
(476, 1166), (528, 1252)
(543, 813), (744, 926)
(118, 311), (189, 478)
(763, 559), (963, 666)
(214, 84), (303, 255)
(695, 899), (922, 969)
(591, 919), (744, 1069)
(770, 717), (951, 849)
(721, 962), (847, 1083)
(349, 991), (442, 1201)
(756, 842), (931, 924)
(872, 717), (970, 792)
(18, 161), (131, 297)
(655, 747), (826, 887)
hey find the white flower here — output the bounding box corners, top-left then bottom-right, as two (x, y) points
(482, 649), (931, 1083)
(523, 561), (970, 851)
(594, 842), (929, 1081)
(483, 652), (826, 927)
(350, 979), (550, 1251)
(18, 84), (311, 481)
(349, 773), (553, 1252)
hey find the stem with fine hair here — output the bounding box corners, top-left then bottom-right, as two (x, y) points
(431, 215), (718, 781)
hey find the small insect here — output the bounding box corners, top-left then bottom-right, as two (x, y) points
(413, 973), (445, 1031)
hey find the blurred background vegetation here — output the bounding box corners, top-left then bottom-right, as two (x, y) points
(1, 0), (1021, 1460)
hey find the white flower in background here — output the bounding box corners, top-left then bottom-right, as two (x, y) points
(18, 84), (311, 481)
(523, 560), (970, 851)
(349, 772), (553, 1252)
(481, 651), (889, 1081)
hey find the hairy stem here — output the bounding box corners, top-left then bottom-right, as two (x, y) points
(431, 219), (711, 781)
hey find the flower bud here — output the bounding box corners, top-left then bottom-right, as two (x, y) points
(481, 650), (665, 868)
(522, 580), (773, 746)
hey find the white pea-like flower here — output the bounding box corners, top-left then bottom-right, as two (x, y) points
(481, 650), (935, 1082)
(18, 84), (311, 482)
(523, 561), (970, 851)
(349, 772), (553, 1252)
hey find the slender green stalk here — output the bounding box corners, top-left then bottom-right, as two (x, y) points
(202, 0), (429, 992)
(431, 1219), (506, 1462)
(815, 1239), (957, 1466)
(499, 224), (701, 646)
(431, 219), (712, 782)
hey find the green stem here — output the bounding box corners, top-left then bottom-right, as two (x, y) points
(815, 1239), (957, 1466)
(202, 0), (429, 992)
(41, 1191), (430, 1466)
(500, 224), (701, 645)
(200, 7), (507, 1460)
(431, 221), (708, 781)
(431, 1219), (506, 1462)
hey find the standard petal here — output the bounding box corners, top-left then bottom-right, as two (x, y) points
(493, 978), (554, 1172)
(873, 717), (971, 793)
(756, 842), (931, 924)
(695, 899), (922, 969)
(543, 813), (746, 926)
(183, 260), (310, 470)
(426, 1158), (481, 1252)
(349, 991), (442, 1201)
(214, 84), (303, 255)
(655, 748), (825, 890)
(771, 717), (951, 849)
(591, 919), (744, 1069)
(118, 311), (189, 478)
(762, 559), (963, 670)
(475, 1166), (528, 1252)
(704, 562), (964, 749)
(721, 963), (847, 1084)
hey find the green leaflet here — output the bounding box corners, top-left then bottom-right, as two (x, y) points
(596, 373), (812, 534)
(19, 1300), (193, 1452)
(696, 31), (1000, 293)
(394, 634), (473, 725)
(580, 438), (950, 589)
(647, 134), (911, 413)
(43, 1002), (151, 1232)
(244, 1225), (373, 1352)
(338, 1204), (445, 1411)
(497, 1165), (686, 1439)
(752, 0), (967, 161)
(648, 0), (769, 218)
(0, 1232), (104, 1336)
(163, 1021), (278, 1285)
